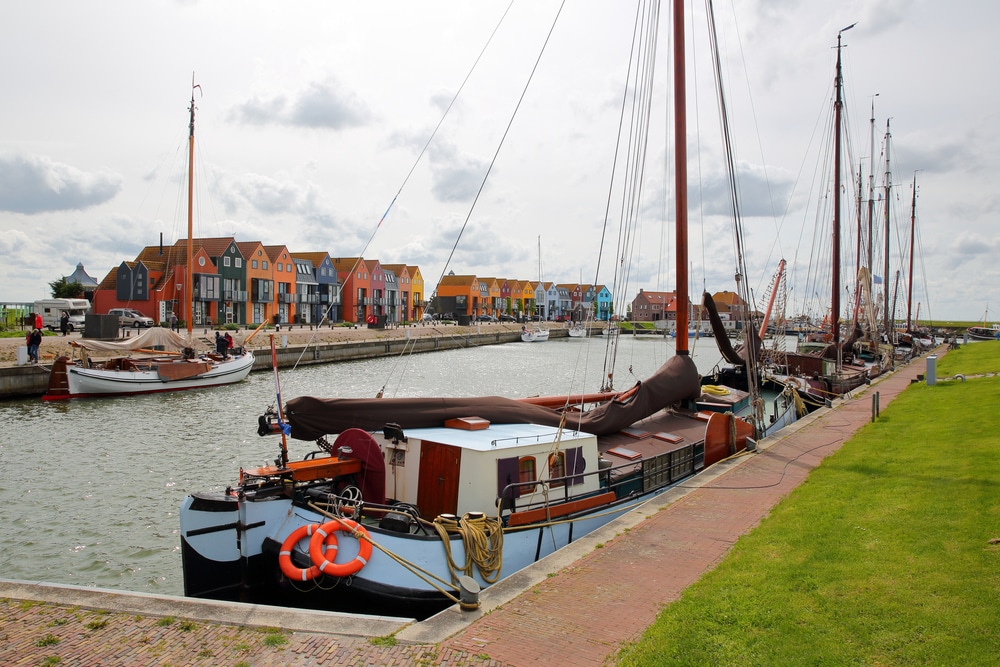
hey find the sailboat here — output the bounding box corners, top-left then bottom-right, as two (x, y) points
(781, 25), (870, 401)
(179, 2), (752, 620)
(43, 86), (254, 400)
(522, 236), (550, 341)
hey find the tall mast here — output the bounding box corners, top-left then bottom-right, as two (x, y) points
(673, 0), (689, 355)
(882, 119), (892, 339)
(831, 25), (854, 347)
(866, 95), (877, 270)
(186, 79), (197, 337)
(906, 172), (918, 331)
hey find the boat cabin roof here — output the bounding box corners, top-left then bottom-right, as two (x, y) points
(404, 422), (594, 453)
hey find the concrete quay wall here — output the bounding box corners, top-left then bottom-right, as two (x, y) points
(0, 328), (543, 400)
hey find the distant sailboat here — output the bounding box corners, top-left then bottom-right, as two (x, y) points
(44, 83), (254, 400)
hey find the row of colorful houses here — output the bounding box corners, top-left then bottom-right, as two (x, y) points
(434, 275), (614, 321)
(93, 238), (426, 326)
(89, 236), (748, 328)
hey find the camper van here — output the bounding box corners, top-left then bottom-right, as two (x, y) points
(34, 299), (91, 333)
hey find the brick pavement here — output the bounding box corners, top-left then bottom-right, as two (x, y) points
(0, 352), (939, 666)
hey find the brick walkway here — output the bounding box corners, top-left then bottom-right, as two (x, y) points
(0, 352), (939, 666)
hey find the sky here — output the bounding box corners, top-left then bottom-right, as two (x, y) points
(1, 0), (996, 323)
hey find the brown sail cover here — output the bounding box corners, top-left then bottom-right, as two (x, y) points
(285, 354), (701, 441)
(703, 292), (761, 367)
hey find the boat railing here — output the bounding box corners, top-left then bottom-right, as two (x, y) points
(497, 441), (705, 521)
(489, 431), (585, 448)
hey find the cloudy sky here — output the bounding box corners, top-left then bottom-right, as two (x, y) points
(1, 0), (996, 322)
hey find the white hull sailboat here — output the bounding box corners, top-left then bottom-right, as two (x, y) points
(520, 326), (550, 342)
(44, 85), (254, 400)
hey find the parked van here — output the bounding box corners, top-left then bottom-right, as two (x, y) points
(34, 298), (91, 333)
(108, 307), (155, 328)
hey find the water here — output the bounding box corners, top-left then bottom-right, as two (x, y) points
(0, 334), (732, 596)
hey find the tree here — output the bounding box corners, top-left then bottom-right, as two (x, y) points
(49, 277), (85, 299)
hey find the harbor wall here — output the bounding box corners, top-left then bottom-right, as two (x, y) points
(0, 328), (553, 400)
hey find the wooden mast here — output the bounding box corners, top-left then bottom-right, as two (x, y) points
(906, 172), (918, 331)
(831, 25), (853, 348)
(186, 79), (197, 338)
(882, 119), (893, 341)
(673, 0), (689, 355)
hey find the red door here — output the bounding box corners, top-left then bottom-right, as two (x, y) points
(417, 441), (462, 519)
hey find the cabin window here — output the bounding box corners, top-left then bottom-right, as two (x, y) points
(548, 452), (566, 487)
(518, 456), (536, 484)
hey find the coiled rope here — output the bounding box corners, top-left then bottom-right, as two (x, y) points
(432, 513), (504, 585)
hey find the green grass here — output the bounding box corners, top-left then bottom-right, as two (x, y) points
(616, 348), (1000, 667)
(936, 340), (1000, 376)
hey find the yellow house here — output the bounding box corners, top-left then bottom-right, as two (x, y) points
(407, 265), (425, 320)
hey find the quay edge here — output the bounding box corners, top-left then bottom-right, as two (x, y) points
(0, 327), (550, 400)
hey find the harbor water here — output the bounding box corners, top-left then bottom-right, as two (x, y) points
(0, 334), (735, 597)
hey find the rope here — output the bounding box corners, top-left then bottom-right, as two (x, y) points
(432, 513), (504, 585)
(701, 384), (731, 396)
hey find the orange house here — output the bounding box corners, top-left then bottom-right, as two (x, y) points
(333, 257), (369, 323)
(264, 245), (296, 325)
(436, 274), (480, 317)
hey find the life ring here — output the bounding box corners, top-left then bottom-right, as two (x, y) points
(309, 517), (372, 577)
(278, 523), (337, 582)
(366, 314), (377, 324)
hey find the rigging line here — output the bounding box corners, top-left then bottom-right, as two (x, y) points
(604, 0), (660, 386)
(434, 0), (568, 295)
(287, 2), (516, 372)
(596, 1), (647, 386)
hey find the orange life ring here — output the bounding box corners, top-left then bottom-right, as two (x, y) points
(279, 523), (337, 582)
(309, 518), (372, 577)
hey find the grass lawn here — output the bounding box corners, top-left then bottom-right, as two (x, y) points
(616, 345), (1000, 666)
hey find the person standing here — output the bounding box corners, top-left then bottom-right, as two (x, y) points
(215, 331), (228, 359)
(59, 311), (69, 336)
(170, 312), (178, 332)
(33, 312), (43, 330)
(224, 332), (234, 357)
(27, 328), (42, 363)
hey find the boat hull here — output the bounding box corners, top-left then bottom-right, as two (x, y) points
(53, 352), (254, 399)
(180, 485), (670, 619)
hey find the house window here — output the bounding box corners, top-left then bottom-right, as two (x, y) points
(263, 261), (268, 270)
(223, 256), (231, 267)
(286, 263), (292, 272)
(235, 258), (242, 268)
(252, 260), (258, 269)
(277, 263), (283, 272)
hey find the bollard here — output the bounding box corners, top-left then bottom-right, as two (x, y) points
(926, 354), (937, 386)
(458, 575), (481, 611)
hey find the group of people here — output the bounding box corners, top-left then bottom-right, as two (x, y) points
(214, 331), (235, 359)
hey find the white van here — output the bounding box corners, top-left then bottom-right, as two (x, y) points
(34, 298), (91, 333)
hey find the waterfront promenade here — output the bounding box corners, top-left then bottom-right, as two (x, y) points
(0, 344), (942, 665)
